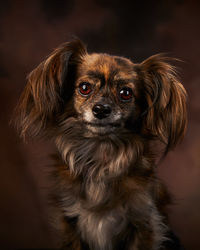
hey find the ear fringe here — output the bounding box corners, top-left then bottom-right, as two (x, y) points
(140, 54), (187, 153)
(14, 39), (87, 139)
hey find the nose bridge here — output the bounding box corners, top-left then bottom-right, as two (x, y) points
(96, 85), (116, 106)
(96, 95), (112, 106)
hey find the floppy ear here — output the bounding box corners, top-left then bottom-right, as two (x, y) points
(139, 54), (187, 153)
(15, 39), (87, 138)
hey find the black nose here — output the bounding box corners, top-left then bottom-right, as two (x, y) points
(92, 104), (112, 119)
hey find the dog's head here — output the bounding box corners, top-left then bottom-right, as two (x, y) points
(73, 52), (141, 136)
(15, 39), (187, 153)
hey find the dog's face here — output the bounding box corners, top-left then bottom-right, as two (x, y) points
(15, 39), (187, 154)
(73, 54), (140, 135)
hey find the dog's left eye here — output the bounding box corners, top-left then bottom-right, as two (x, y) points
(119, 87), (133, 101)
(78, 82), (92, 96)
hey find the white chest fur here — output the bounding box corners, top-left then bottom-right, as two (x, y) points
(77, 208), (127, 250)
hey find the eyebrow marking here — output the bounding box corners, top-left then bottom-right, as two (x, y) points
(87, 70), (105, 81)
(87, 70), (106, 87)
(114, 78), (133, 84)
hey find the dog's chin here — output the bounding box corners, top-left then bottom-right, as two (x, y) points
(83, 122), (121, 136)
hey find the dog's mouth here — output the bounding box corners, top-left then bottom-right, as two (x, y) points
(83, 122), (121, 135)
(85, 122), (120, 128)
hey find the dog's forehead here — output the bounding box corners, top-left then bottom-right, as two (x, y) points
(79, 53), (136, 81)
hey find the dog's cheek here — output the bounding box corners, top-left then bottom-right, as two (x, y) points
(73, 94), (92, 121)
(119, 102), (136, 119)
(120, 102), (141, 130)
(73, 92), (85, 114)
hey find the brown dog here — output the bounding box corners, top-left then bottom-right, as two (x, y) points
(15, 39), (187, 250)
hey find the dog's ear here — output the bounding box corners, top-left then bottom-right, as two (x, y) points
(138, 54), (187, 153)
(15, 39), (87, 138)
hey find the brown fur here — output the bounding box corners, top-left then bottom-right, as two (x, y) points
(15, 39), (187, 250)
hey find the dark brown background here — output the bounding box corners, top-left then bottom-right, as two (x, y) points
(0, 0), (200, 249)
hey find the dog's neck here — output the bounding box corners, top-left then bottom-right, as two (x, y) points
(55, 118), (148, 180)
(54, 117), (155, 212)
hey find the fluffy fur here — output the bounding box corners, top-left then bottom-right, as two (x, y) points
(15, 39), (187, 250)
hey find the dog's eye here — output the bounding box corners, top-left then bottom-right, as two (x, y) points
(119, 87), (133, 101)
(79, 82), (92, 96)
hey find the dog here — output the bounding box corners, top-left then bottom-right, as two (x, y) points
(15, 39), (187, 250)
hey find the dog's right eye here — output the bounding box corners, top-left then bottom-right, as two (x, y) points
(78, 82), (92, 96)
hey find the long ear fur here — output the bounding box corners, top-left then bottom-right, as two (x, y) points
(139, 54), (187, 153)
(15, 39), (87, 138)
